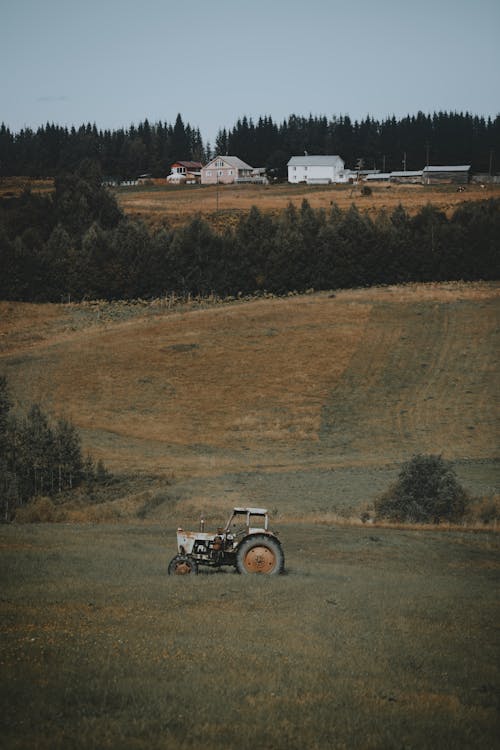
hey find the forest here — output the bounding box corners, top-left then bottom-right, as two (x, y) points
(1, 160), (499, 302)
(0, 111), (499, 179)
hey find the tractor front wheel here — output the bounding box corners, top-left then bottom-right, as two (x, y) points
(168, 555), (198, 575)
(236, 535), (284, 575)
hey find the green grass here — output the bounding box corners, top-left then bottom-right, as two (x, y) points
(1, 523), (498, 749)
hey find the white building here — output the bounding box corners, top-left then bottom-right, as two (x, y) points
(287, 155), (345, 184)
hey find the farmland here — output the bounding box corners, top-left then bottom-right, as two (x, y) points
(114, 180), (500, 230)
(0, 281), (499, 748)
(1, 176), (498, 231)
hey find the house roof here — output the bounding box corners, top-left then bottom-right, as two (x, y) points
(366, 172), (392, 180)
(422, 165), (471, 172)
(288, 155), (344, 167)
(390, 170), (423, 177)
(172, 161), (202, 169)
(205, 155), (253, 170)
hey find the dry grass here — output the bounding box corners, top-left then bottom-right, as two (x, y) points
(3, 177), (498, 229)
(1, 283), (498, 484)
(113, 181), (500, 229)
(2, 280), (499, 747)
(0, 176), (53, 197)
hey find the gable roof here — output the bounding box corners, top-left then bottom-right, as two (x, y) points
(205, 155), (253, 170)
(390, 170), (423, 177)
(288, 155), (344, 167)
(172, 161), (202, 169)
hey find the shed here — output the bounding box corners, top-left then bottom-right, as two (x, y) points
(422, 165), (471, 185)
(390, 170), (423, 184)
(365, 172), (391, 182)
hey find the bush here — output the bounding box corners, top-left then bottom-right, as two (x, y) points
(15, 496), (59, 523)
(468, 495), (500, 525)
(375, 454), (469, 524)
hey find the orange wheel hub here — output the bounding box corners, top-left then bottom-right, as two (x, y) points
(243, 546), (276, 573)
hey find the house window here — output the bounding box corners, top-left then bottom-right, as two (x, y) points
(206, 170), (211, 176)
(229, 170), (233, 175)
(216, 159), (224, 168)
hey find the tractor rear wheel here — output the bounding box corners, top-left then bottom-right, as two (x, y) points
(236, 535), (284, 575)
(168, 555), (198, 575)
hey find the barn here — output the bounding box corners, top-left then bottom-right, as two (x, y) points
(287, 155), (345, 184)
(422, 165), (471, 185)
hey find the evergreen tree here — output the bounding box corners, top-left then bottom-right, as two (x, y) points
(54, 418), (83, 492)
(172, 113), (190, 159)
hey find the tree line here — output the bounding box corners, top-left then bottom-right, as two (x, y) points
(217, 112), (500, 177)
(1, 111), (499, 179)
(0, 376), (109, 521)
(0, 114), (207, 180)
(1, 162), (499, 302)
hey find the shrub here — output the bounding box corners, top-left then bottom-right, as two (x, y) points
(360, 185), (372, 196)
(468, 495), (500, 525)
(15, 496), (59, 523)
(375, 454), (469, 524)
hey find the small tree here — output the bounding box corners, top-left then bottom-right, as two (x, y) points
(375, 454), (469, 524)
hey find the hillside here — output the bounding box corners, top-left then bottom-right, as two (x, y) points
(2, 178), (498, 231)
(1, 282), (498, 519)
(115, 181), (500, 229)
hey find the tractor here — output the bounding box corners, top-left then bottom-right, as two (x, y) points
(168, 507), (284, 575)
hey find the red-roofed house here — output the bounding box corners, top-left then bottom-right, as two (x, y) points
(167, 161), (203, 184)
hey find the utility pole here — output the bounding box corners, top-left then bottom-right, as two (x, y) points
(425, 142), (430, 167)
(489, 149), (494, 177)
(355, 157), (364, 182)
(382, 154), (386, 172)
(402, 152), (407, 171)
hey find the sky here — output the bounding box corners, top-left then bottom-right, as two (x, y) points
(1, 0), (499, 145)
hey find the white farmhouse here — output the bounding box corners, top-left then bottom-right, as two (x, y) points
(287, 155), (345, 184)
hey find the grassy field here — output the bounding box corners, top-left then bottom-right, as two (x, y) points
(112, 180), (500, 230)
(1, 281), (499, 747)
(1, 522), (499, 750)
(1, 282), (498, 491)
(2, 176), (499, 230)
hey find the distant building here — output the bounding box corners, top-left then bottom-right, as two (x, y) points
(287, 155), (345, 184)
(422, 165), (471, 185)
(389, 170), (423, 184)
(201, 156), (254, 185)
(167, 161), (202, 184)
(250, 167), (269, 184)
(365, 172), (392, 182)
(137, 173), (153, 184)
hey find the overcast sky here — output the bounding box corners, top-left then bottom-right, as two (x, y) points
(1, 0), (499, 145)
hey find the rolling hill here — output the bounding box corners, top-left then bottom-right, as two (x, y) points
(1, 281), (498, 519)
